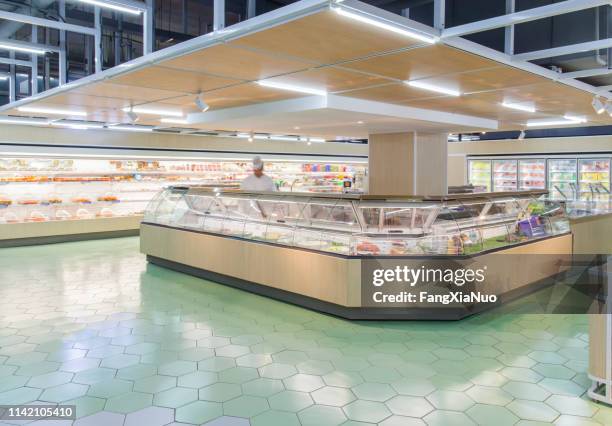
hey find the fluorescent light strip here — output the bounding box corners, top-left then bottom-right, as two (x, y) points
(526, 116), (587, 127)
(501, 102), (536, 113)
(17, 106), (87, 117)
(257, 81), (327, 96)
(0, 43), (47, 55)
(0, 75), (8, 81)
(109, 125), (153, 132)
(334, 7), (436, 44)
(406, 80), (461, 97)
(77, 0), (142, 15)
(124, 106), (183, 117)
(160, 118), (189, 124)
(50, 122), (104, 130)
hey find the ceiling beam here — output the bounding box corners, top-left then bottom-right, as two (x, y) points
(560, 67), (612, 79)
(513, 38), (612, 61)
(597, 84), (612, 91)
(0, 10), (96, 36)
(0, 57), (32, 67)
(441, 0), (610, 39)
(0, 38), (60, 53)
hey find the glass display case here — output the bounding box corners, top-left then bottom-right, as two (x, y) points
(468, 159), (491, 192)
(0, 156), (367, 225)
(519, 159), (545, 190)
(578, 159), (610, 201)
(144, 187), (570, 257)
(492, 159), (518, 191)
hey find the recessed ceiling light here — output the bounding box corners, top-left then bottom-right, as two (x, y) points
(333, 7), (436, 44)
(257, 80), (327, 96)
(123, 106), (183, 117)
(405, 80), (461, 97)
(0, 42), (47, 55)
(293, 126), (301, 130)
(50, 121), (104, 130)
(357, 120), (364, 124)
(108, 125), (153, 132)
(77, 0), (142, 15)
(501, 102), (536, 113)
(17, 106), (87, 117)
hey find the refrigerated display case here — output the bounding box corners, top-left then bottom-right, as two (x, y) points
(492, 159), (518, 191)
(519, 159), (546, 190)
(141, 188), (572, 319)
(548, 159), (578, 200)
(468, 159), (491, 192)
(578, 159), (610, 201)
(0, 154), (367, 246)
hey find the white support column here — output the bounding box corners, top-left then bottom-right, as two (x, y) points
(59, 0), (67, 85)
(94, 6), (103, 73)
(31, 26), (38, 95)
(214, 0), (225, 31)
(143, 0), (154, 54)
(247, 0), (256, 19)
(505, 0), (515, 55)
(434, 0), (445, 30)
(9, 51), (16, 103)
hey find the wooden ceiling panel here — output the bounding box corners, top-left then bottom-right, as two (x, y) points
(340, 82), (440, 104)
(34, 93), (131, 110)
(158, 44), (313, 81)
(230, 10), (424, 64)
(72, 82), (184, 103)
(341, 45), (499, 81)
(110, 66), (240, 94)
(261, 66), (392, 93)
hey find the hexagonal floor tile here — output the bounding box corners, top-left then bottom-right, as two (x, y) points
(116, 364), (157, 381)
(73, 411), (125, 426)
(88, 379), (133, 398)
(259, 363), (297, 380)
(105, 391), (153, 413)
(199, 382), (242, 402)
(100, 354), (140, 369)
(223, 395), (269, 418)
(268, 390), (314, 412)
(385, 395), (434, 417)
(0, 387), (42, 404)
(507, 399), (560, 422)
(236, 353), (272, 368)
(502, 381), (551, 401)
(153, 386), (198, 408)
(199, 357), (236, 372)
(466, 404), (520, 426)
(426, 390), (475, 411)
(28, 371), (74, 388)
(204, 415), (250, 426)
(298, 405), (347, 426)
(176, 400), (223, 424)
(466, 385), (513, 406)
(124, 406), (174, 426)
(67, 395), (106, 419)
(158, 360), (197, 376)
(133, 375), (176, 393)
(283, 373), (324, 392)
(343, 399), (392, 423)
(545, 394), (597, 417)
(242, 377), (284, 397)
(311, 386), (356, 406)
(218, 366), (259, 384)
(178, 370), (218, 388)
(423, 410), (476, 426)
(40, 383), (88, 403)
(251, 410), (300, 426)
(352, 382), (396, 402)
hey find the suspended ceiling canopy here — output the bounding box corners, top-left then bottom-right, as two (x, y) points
(1, 0), (610, 139)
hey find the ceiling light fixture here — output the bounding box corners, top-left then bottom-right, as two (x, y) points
(405, 80), (461, 97)
(160, 118), (189, 125)
(333, 7), (436, 44)
(526, 116), (587, 127)
(77, 0), (142, 15)
(0, 42), (47, 55)
(0, 117), (49, 126)
(502, 102), (536, 113)
(248, 132), (254, 142)
(0, 75), (8, 81)
(195, 93), (210, 112)
(257, 80), (327, 96)
(126, 110), (139, 123)
(592, 97), (606, 114)
(518, 130), (526, 140)
(50, 121), (104, 130)
(122, 106), (183, 117)
(17, 106), (87, 117)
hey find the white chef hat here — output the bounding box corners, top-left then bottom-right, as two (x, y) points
(252, 156), (264, 170)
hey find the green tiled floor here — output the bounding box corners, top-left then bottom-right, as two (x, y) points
(0, 237), (611, 425)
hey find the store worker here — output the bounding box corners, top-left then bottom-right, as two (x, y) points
(241, 156), (277, 191)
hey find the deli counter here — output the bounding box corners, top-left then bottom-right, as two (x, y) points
(140, 187), (573, 319)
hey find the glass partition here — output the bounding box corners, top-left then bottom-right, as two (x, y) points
(144, 188), (571, 257)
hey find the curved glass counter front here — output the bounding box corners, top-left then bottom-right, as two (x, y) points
(143, 187), (570, 257)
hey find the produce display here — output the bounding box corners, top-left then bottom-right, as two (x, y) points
(0, 156), (367, 225)
(145, 187), (570, 257)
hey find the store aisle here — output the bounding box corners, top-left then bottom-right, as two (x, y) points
(0, 238), (610, 426)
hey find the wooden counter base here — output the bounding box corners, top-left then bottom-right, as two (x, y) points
(140, 223), (573, 320)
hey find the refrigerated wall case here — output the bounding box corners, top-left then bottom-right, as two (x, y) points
(468, 155), (612, 200)
(0, 150), (367, 247)
(140, 187), (572, 319)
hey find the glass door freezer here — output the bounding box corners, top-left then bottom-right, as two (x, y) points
(547, 159), (577, 200)
(492, 159), (518, 191)
(578, 159), (610, 200)
(468, 159), (492, 192)
(518, 159), (546, 190)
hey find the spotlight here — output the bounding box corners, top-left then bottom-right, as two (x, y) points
(518, 130), (526, 140)
(126, 110), (139, 123)
(248, 132), (254, 142)
(195, 94), (209, 112)
(605, 103), (612, 116)
(592, 97), (606, 114)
